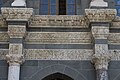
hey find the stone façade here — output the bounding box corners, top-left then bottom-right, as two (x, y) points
(0, 7), (120, 80)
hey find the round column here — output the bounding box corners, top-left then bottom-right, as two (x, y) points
(8, 63), (20, 80)
(6, 54), (24, 80)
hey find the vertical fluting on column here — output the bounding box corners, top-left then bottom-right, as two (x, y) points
(85, 9), (116, 80)
(1, 8), (33, 80)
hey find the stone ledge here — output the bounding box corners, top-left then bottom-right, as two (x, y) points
(85, 9), (117, 22)
(1, 8), (33, 21)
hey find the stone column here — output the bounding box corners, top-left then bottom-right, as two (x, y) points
(85, 9), (116, 80)
(11, 0), (26, 7)
(1, 8), (33, 80)
(6, 54), (24, 80)
(90, 0), (108, 7)
(91, 23), (110, 80)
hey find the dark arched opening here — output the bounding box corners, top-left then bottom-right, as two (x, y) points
(42, 73), (74, 80)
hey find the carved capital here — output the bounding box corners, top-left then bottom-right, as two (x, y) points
(85, 9), (116, 22)
(6, 54), (24, 66)
(92, 54), (111, 70)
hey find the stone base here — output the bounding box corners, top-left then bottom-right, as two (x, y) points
(90, 1), (108, 7)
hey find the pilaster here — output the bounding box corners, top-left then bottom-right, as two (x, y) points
(1, 7), (33, 80)
(85, 9), (116, 80)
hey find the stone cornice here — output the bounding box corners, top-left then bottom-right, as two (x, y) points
(1, 8), (33, 21)
(30, 15), (89, 27)
(85, 9), (117, 22)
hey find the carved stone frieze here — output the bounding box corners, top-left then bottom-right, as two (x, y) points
(8, 25), (26, 38)
(92, 26), (109, 39)
(1, 49), (120, 60)
(25, 32), (91, 44)
(108, 33), (120, 43)
(1, 8), (33, 20)
(0, 32), (9, 42)
(6, 54), (24, 66)
(30, 15), (89, 27)
(24, 49), (93, 60)
(9, 44), (23, 54)
(85, 9), (116, 22)
(0, 15), (6, 27)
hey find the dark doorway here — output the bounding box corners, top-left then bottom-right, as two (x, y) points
(42, 73), (74, 80)
(59, 0), (66, 15)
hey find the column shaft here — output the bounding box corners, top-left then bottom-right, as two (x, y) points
(96, 69), (108, 80)
(8, 64), (20, 80)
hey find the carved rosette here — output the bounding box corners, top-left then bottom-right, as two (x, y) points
(85, 9), (116, 22)
(6, 54), (24, 66)
(92, 54), (111, 70)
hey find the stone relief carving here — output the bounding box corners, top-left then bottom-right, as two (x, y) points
(8, 25), (26, 38)
(92, 26), (109, 39)
(30, 15), (89, 27)
(25, 32), (91, 44)
(1, 8), (33, 20)
(6, 54), (24, 66)
(85, 9), (116, 22)
(24, 49), (93, 60)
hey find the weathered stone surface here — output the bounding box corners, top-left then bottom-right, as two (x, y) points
(92, 54), (111, 70)
(9, 44), (23, 54)
(95, 44), (109, 55)
(85, 9), (116, 22)
(92, 26), (109, 39)
(24, 49), (93, 60)
(25, 32), (91, 44)
(108, 33), (120, 43)
(1, 8), (33, 20)
(0, 49), (8, 60)
(6, 54), (24, 66)
(0, 49), (120, 60)
(8, 25), (26, 38)
(0, 32), (9, 42)
(0, 15), (6, 27)
(30, 15), (89, 27)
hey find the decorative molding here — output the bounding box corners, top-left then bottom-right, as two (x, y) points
(8, 25), (26, 38)
(25, 32), (91, 44)
(85, 9), (116, 22)
(24, 49), (93, 60)
(92, 26), (109, 39)
(30, 15), (89, 27)
(1, 8), (33, 20)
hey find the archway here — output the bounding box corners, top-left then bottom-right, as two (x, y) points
(42, 73), (74, 80)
